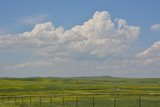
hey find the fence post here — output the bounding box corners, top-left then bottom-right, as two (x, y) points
(30, 97), (32, 103)
(62, 97), (64, 107)
(22, 97), (23, 103)
(15, 97), (16, 103)
(8, 97), (10, 103)
(139, 97), (141, 107)
(113, 98), (116, 107)
(92, 97), (95, 107)
(76, 97), (78, 107)
(2, 98), (4, 103)
(40, 97), (42, 105)
(50, 97), (52, 104)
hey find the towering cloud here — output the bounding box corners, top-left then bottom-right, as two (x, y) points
(0, 11), (140, 58)
(4, 11), (157, 77)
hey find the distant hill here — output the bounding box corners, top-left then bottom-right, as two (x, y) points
(67, 75), (113, 80)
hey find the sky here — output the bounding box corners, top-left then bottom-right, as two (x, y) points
(0, 0), (160, 77)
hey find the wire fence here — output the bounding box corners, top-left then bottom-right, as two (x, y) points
(0, 95), (160, 107)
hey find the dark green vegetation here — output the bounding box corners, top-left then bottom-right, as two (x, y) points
(0, 76), (160, 107)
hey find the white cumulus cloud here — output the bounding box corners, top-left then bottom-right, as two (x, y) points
(4, 11), (159, 77)
(136, 41), (160, 65)
(0, 11), (140, 58)
(151, 24), (160, 31)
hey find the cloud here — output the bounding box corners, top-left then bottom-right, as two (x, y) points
(20, 15), (48, 25)
(136, 41), (160, 65)
(136, 41), (160, 58)
(5, 11), (160, 77)
(0, 11), (140, 58)
(0, 28), (8, 35)
(2, 57), (76, 73)
(3, 60), (53, 71)
(151, 24), (160, 31)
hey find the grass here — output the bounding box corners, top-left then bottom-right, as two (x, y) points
(0, 96), (160, 107)
(0, 76), (160, 106)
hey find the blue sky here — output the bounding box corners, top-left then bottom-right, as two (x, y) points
(0, 0), (160, 77)
(1, 0), (160, 47)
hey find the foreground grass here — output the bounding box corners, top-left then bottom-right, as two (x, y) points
(0, 96), (160, 107)
(0, 76), (160, 106)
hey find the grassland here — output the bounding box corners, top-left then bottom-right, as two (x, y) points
(0, 76), (160, 96)
(0, 76), (160, 106)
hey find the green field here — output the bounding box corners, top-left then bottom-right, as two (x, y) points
(0, 76), (160, 107)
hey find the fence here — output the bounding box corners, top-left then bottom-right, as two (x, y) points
(0, 95), (160, 107)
